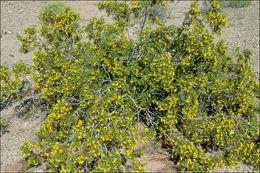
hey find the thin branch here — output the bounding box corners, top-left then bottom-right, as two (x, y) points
(101, 65), (112, 81)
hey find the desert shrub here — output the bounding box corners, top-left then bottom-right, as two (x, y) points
(203, 0), (251, 11)
(16, 26), (37, 53)
(16, 0), (259, 172)
(149, 4), (168, 21)
(39, 2), (67, 21)
(0, 61), (31, 107)
(217, 0), (251, 8)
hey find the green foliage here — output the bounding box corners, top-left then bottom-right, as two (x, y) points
(16, 26), (37, 53)
(0, 119), (9, 136)
(0, 61), (31, 102)
(16, 0), (259, 172)
(38, 6), (80, 47)
(20, 104), (38, 120)
(217, 0), (252, 8)
(150, 4), (168, 21)
(21, 141), (40, 169)
(39, 2), (67, 21)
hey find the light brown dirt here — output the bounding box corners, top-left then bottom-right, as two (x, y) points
(0, 100), (42, 169)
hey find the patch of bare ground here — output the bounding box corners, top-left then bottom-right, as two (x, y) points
(137, 140), (176, 172)
(0, 96), (46, 170)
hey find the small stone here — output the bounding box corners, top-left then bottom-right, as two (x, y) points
(33, 169), (44, 173)
(18, 9), (24, 13)
(7, 31), (13, 35)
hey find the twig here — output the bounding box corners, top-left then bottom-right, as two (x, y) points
(101, 65), (112, 81)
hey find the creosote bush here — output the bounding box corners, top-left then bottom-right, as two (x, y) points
(13, 0), (260, 172)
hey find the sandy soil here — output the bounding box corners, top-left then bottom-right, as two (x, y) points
(1, 1), (259, 172)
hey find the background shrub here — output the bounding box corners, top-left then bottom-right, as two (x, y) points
(217, 0), (252, 8)
(39, 2), (67, 21)
(202, 0), (252, 12)
(150, 4), (168, 21)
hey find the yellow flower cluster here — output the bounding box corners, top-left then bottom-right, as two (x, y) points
(16, 25), (37, 53)
(38, 7), (80, 46)
(0, 119), (8, 135)
(21, 142), (39, 168)
(0, 61), (31, 102)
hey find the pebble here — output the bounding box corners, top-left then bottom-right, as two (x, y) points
(18, 9), (24, 13)
(2, 30), (13, 35)
(7, 31), (13, 35)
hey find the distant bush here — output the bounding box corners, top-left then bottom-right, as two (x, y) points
(150, 4), (168, 21)
(203, 0), (251, 11)
(39, 2), (67, 21)
(218, 0), (252, 8)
